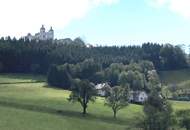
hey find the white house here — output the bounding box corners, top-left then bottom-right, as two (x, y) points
(25, 25), (54, 41)
(95, 83), (110, 96)
(95, 83), (148, 103)
(129, 91), (148, 103)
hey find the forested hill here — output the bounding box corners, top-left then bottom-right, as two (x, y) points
(0, 37), (188, 74)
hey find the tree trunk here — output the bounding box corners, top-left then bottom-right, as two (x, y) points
(83, 105), (87, 115)
(82, 94), (87, 116)
(113, 110), (117, 118)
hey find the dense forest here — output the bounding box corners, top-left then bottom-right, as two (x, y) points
(0, 37), (188, 74)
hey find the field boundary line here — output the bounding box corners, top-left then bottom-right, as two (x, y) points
(0, 81), (45, 84)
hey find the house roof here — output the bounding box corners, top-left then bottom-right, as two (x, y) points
(95, 83), (110, 90)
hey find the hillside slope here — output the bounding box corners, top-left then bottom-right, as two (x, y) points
(159, 69), (190, 98)
(159, 69), (190, 85)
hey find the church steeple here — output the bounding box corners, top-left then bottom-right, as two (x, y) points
(40, 25), (45, 33)
(49, 26), (53, 31)
(48, 26), (54, 40)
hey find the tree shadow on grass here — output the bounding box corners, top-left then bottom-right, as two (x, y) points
(0, 100), (136, 126)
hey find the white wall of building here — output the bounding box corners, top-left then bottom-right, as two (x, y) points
(25, 25), (54, 41)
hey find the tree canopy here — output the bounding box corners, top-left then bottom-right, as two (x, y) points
(105, 85), (130, 118)
(68, 79), (96, 115)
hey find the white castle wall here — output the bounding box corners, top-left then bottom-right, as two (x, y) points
(25, 25), (54, 41)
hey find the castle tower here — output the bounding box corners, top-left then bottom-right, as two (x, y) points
(40, 25), (45, 33)
(48, 26), (54, 40)
(40, 25), (46, 40)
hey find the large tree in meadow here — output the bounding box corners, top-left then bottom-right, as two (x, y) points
(105, 85), (130, 118)
(68, 79), (96, 115)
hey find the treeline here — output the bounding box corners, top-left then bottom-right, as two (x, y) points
(47, 59), (159, 91)
(0, 37), (188, 74)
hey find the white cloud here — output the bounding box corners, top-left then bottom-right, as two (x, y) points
(0, 0), (119, 38)
(148, 0), (190, 19)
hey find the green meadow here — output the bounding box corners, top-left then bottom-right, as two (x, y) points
(0, 73), (189, 130)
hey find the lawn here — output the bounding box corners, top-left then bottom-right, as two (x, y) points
(0, 73), (45, 83)
(171, 101), (190, 111)
(0, 73), (189, 130)
(0, 74), (142, 130)
(0, 106), (127, 130)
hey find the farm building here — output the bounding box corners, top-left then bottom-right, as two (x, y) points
(95, 83), (110, 96)
(129, 91), (148, 103)
(95, 83), (148, 103)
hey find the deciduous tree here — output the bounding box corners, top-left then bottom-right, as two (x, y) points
(68, 79), (96, 115)
(105, 85), (129, 118)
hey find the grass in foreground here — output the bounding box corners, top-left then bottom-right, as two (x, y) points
(0, 74), (142, 130)
(0, 105), (127, 130)
(0, 73), (189, 130)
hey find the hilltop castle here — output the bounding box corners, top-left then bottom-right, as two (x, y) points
(25, 25), (54, 41)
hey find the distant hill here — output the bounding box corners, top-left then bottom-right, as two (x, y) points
(159, 69), (190, 90)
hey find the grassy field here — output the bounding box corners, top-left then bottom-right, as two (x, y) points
(0, 73), (189, 130)
(171, 101), (190, 110)
(0, 74), (142, 130)
(0, 105), (128, 130)
(0, 73), (45, 83)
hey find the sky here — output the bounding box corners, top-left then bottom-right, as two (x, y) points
(0, 0), (190, 47)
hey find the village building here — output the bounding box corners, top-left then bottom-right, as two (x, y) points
(95, 83), (110, 96)
(95, 83), (148, 103)
(129, 90), (148, 103)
